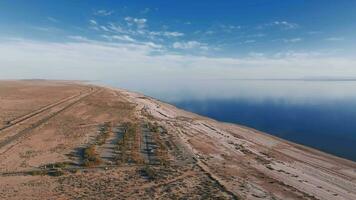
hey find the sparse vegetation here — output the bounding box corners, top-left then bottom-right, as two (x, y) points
(148, 122), (159, 132)
(115, 122), (144, 164)
(47, 169), (65, 176)
(43, 162), (72, 169)
(28, 168), (65, 176)
(82, 145), (102, 167)
(28, 170), (46, 176)
(97, 122), (111, 145)
(140, 165), (156, 180)
(68, 168), (79, 174)
(153, 129), (169, 166)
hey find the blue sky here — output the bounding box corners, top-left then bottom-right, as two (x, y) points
(0, 1), (356, 83)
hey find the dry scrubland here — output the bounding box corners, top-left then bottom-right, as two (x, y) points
(0, 80), (355, 200)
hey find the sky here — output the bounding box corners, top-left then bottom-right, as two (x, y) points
(0, 0), (356, 86)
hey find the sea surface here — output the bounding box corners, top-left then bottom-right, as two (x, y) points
(104, 79), (356, 162)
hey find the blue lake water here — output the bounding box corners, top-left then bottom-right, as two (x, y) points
(173, 98), (356, 161)
(104, 79), (356, 161)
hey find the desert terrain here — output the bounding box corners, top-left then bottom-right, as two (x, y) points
(0, 80), (355, 200)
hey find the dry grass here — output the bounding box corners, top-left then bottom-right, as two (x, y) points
(82, 145), (102, 167)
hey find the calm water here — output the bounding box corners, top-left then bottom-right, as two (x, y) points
(104, 79), (356, 161)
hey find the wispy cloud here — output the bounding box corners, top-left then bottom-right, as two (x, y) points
(1, 38), (355, 82)
(124, 17), (147, 29)
(94, 10), (114, 16)
(274, 51), (317, 58)
(274, 21), (299, 29)
(87, 16), (190, 53)
(325, 37), (344, 41)
(163, 31), (184, 37)
(220, 24), (241, 33)
(100, 25), (110, 32)
(282, 38), (302, 43)
(107, 23), (126, 34)
(246, 33), (266, 38)
(47, 17), (59, 23)
(202, 24), (241, 36)
(67, 35), (89, 41)
(259, 21), (299, 30)
(102, 34), (136, 42)
(149, 31), (184, 37)
(307, 31), (322, 35)
(173, 41), (208, 50)
(143, 42), (163, 49)
(89, 19), (97, 25)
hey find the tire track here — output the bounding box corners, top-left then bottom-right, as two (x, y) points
(0, 88), (99, 153)
(0, 87), (93, 133)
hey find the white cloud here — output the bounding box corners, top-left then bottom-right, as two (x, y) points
(124, 17), (147, 29)
(100, 26), (110, 32)
(246, 33), (266, 38)
(100, 35), (163, 49)
(163, 31), (184, 37)
(220, 24), (241, 32)
(307, 31), (322, 35)
(282, 38), (302, 43)
(102, 34), (136, 42)
(143, 42), (163, 49)
(89, 20), (97, 25)
(89, 18), (184, 50)
(325, 37), (344, 41)
(87, 16), (187, 52)
(273, 51), (319, 58)
(202, 24), (241, 36)
(259, 21), (299, 30)
(67, 35), (89, 41)
(1, 38), (356, 83)
(173, 41), (207, 49)
(94, 10), (114, 16)
(107, 23), (126, 34)
(273, 21), (299, 29)
(149, 31), (184, 37)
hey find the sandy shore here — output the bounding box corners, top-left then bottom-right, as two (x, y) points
(0, 80), (355, 200)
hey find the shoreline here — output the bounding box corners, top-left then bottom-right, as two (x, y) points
(0, 79), (355, 199)
(97, 82), (356, 164)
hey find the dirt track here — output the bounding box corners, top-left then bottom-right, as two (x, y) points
(0, 87), (98, 153)
(0, 87), (94, 132)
